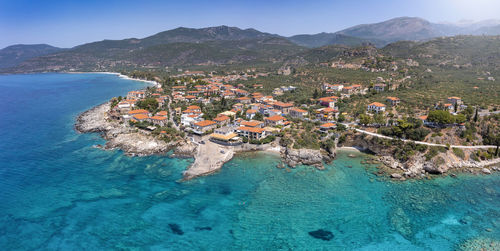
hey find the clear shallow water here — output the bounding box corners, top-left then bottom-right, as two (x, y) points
(0, 73), (499, 250)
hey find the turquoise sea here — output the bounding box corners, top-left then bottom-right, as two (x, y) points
(0, 73), (498, 250)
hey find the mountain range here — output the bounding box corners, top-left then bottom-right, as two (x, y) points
(0, 44), (64, 69)
(2, 17), (500, 72)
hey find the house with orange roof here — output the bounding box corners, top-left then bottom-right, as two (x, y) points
(386, 97), (400, 106)
(222, 91), (235, 99)
(149, 116), (167, 126)
(172, 86), (186, 90)
(131, 114), (149, 122)
(187, 90), (201, 96)
(233, 103), (244, 110)
(273, 101), (294, 114)
(319, 122), (336, 132)
(185, 95), (197, 101)
(156, 98), (165, 107)
(156, 111), (168, 117)
(316, 107), (338, 121)
(214, 115), (230, 126)
(236, 126), (266, 140)
(245, 109), (257, 120)
(443, 103), (454, 112)
(342, 84), (362, 94)
(318, 96), (338, 108)
(193, 120), (217, 134)
(128, 109), (150, 116)
(447, 97), (462, 105)
(240, 120), (264, 128)
(127, 91), (145, 99)
(367, 102), (386, 113)
(221, 84), (234, 90)
(236, 96), (252, 104)
(173, 95), (185, 102)
(265, 115), (287, 127)
(289, 107), (309, 119)
(256, 104), (273, 115)
(233, 89), (249, 97)
(418, 115), (431, 126)
(187, 105), (201, 112)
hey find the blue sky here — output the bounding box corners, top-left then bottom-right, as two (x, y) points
(1, 0), (499, 48)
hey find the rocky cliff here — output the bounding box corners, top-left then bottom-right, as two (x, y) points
(341, 132), (499, 179)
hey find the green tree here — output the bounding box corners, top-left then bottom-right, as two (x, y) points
(373, 114), (385, 125)
(136, 98), (159, 111)
(313, 88), (320, 99)
(427, 110), (455, 124)
(254, 112), (264, 121)
(359, 114), (372, 126)
(337, 114), (345, 122)
(455, 114), (467, 124)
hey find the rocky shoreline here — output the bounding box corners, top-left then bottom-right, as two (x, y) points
(75, 102), (177, 156)
(342, 133), (500, 180)
(76, 103), (498, 181)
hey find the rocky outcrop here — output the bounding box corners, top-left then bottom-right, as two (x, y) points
(75, 102), (174, 156)
(282, 147), (324, 170)
(75, 102), (113, 133)
(342, 131), (499, 179)
(104, 132), (175, 157)
(423, 162), (447, 174)
(172, 141), (198, 158)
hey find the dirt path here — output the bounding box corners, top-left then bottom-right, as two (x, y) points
(344, 124), (497, 149)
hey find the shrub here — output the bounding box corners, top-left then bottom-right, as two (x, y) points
(425, 146), (441, 161)
(407, 128), (430, 141)
(416, 144), (428, 152)
(338, 134), (347, 145)
(452, 148), (465, 159)
(434, 157), (445, 165)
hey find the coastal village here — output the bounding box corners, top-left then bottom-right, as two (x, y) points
(76, 66), (500, 181)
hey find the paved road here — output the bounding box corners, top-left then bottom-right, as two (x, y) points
(343, 123), (497, 149)
(166, 97), (180, 131)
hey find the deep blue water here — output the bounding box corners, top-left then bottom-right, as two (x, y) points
(0, 73), (499, 250)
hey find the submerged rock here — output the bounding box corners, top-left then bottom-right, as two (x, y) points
(481, 168), (491, 174)
(168, 223), (184, 235)
(390, 207), (412, 239)
(308, 229), (334, 241)
(195, 226), (212, 231)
